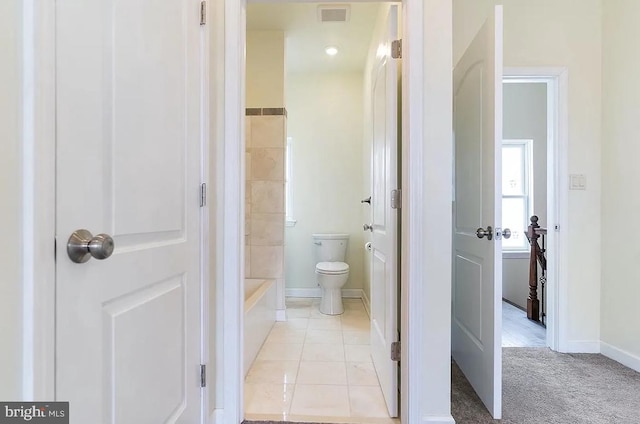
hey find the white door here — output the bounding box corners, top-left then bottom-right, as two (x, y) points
(370, 4), (400, 417)
(55, 1), (204, 423)
(452, 6), (504, 419)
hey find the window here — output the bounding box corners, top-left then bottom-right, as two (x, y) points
(502, 140), (533, 252)
(285, 137), (296, 226)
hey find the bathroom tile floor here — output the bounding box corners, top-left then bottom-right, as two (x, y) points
(244, 297), (399, 424)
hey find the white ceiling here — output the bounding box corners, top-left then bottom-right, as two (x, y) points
(247, 2), (381, 74)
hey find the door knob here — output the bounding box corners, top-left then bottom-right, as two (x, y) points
(67, 229), (115, 263)
(361, 196), (371, 205)
(476, 226), (493, 240)
(498, 228), (511, 240)
(363, 223), (374, 232)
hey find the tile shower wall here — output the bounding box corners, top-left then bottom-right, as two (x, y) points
(246, 109), (287, 311)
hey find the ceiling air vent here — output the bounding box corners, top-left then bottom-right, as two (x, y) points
(318, 5), (351, 23)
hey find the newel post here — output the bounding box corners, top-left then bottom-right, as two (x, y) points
(527, 216), (540, 322)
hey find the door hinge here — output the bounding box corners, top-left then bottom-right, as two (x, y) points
(391, 39), (402, 59)
(391, 189), (402, 209)
(200, 183), (207, 207)
(391, 341), (401, 361)
(200, 1), (207, 25)
(200, 364), (206, 387)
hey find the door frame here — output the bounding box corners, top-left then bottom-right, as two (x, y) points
(21, 0), (56, 401)
(22, 0), (211, 421)
(213, 0), (454, 423)
(503, 67), (569, 352)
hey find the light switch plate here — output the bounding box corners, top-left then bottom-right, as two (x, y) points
(570, 174), (586, 190)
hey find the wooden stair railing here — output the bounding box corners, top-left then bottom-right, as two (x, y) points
(527, 215), (547, 326)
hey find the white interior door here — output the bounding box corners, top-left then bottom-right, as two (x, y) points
(55, 1), (204, 423)
(452, 5), (504, 419)
(370, 4), (400, 417)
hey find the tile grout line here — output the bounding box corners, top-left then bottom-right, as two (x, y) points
(286, 304), (303, 415)
(290, 306), (308, 416)
(339, 309), (353, 418)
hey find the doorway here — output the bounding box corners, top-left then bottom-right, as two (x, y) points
(243, 2), (399, 421)
(502, 70), (569, 353)
(211, 0), (452, 422)
(501, 79), (550, 348)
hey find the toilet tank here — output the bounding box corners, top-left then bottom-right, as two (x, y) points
(312, 233), (350, 262)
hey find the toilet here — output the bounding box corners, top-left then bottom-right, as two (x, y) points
(312, 233), (350, 315)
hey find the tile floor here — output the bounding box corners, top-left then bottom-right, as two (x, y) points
(244, 297), (398, 424)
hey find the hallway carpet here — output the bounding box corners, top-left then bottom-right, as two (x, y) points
(453, 347), (640, 423)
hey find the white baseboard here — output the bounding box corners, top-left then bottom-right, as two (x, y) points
(362, 289), (371, 316)
(562, 340), (601, 353)
(286, 287), (321, 298)
(209, 409), (223, 424)
(422, 415), (456, 424)
(601, 341), (640, 373)
(285, 288), (364, 299)
(343, 289), (364, 298)
(275, 309), (286, 321)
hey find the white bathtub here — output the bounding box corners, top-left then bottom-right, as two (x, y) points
(244, 279), (276, 377)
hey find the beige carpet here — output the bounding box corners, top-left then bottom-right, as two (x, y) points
(453, 347), (640, 423)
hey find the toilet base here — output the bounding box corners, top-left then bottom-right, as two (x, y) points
(320, 288), (344, 315)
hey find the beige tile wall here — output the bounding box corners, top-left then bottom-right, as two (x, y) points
(245, 113), (286, 284)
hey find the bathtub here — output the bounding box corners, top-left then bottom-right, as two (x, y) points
(244, 279), (276, 377)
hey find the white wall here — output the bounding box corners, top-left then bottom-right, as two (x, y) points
(502, 82), (547, 309)
(454, 0), (603, 350)
(284, 72), (365, 291)
(246, 31), (285, 108)
(0, 0), (23, 400)
(601, 0), (640, 370)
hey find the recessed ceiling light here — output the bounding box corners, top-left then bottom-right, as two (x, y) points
(325, 46), (338, 56)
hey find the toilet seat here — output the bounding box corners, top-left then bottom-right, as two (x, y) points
(316, 261), (349, 275)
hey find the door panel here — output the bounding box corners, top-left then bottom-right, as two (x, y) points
(105, 277), (186, 422)
(454, 64), (483, 230)
(55, 0), (203, 423)
(452, 5), (503, 420)
(111, 0), (187, 235)
(370, 5), (399, 418)
(454, 254), (483, 344)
